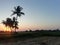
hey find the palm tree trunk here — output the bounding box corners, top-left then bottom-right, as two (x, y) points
(16, 15), (18, 21)
(10, 27), (12, 33)
(15, 15), (18, 32)
(15, 27), (16, 32)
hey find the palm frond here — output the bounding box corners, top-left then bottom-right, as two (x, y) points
(14, 7), (17, 11)
(11, 11), (17, 16)
(21, 12), (25, 15)
(11, 6), (25, 19)
(20, 6), (23, 11)
(2, 20), (6, 24)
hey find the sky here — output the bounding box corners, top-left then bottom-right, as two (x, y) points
(0, 0), (60, 31)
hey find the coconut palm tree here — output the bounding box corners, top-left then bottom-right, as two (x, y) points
(2, 18), (13, 32)
(2, 17), (19, 32)
(11, 6), (25, 20)
(12, 17), (18, 32)
(11, 6), (25, 32)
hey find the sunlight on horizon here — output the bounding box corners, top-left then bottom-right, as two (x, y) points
(0, 23), (58, 31)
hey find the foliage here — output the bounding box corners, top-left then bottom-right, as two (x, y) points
(2, 6), (25, 32)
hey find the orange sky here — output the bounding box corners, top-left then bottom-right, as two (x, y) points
(0, 23), (59, 31)
(0, 24), (41, 31)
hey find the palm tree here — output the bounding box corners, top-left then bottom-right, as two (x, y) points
(2, 18), (13, 32)
(11, 6), (25, 20)
(11, 6), (25, 32)
(2, 17), (19, 32)
(12, 17), (18, 32)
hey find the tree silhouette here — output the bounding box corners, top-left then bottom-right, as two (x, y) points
(2, 17), (18, 32)
(2, 18), (13, 32)
(11, 6), (25, 20)
(12, 17), (18, 32)
(2, 6), (24, 32)
(11, 6), (25, 32)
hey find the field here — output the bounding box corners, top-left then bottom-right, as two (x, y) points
(0, 30), (60, 45)
(0, 37), (60, 45)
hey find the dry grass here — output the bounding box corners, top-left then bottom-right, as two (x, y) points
(0, 37), (60, 45)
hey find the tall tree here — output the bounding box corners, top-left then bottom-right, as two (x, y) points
(11, 6), (25, 32)
(12, 17), (18, 32)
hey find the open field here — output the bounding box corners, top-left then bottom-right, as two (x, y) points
(0, 31), (60, 45)
(0, 37), (60, 45)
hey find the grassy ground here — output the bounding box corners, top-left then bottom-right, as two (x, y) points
(0, 36), (60, 45)
(0, 31), (60, 44)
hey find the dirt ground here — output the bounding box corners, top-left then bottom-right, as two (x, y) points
(0, 37), (60, 45)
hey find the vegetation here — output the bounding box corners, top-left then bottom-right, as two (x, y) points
(11, 6), (25, 32)
(11, 6), (25, 20)
(2, 6), (25, 32)
(2, 17), (18, 32)
(0, 29), (60, 42)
